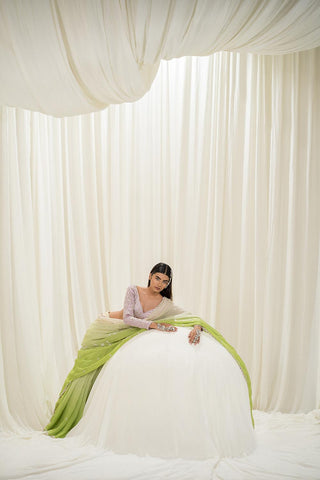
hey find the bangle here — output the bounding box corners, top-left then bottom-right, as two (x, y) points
(157, 323), (175, 332)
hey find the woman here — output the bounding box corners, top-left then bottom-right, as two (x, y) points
(45, 263), (255, 460)
(107, 263), (203, 343)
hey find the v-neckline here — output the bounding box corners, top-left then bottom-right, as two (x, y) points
(135, 285), (164, 314)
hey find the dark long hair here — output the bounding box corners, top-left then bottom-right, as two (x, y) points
(148, 262), (173, 300)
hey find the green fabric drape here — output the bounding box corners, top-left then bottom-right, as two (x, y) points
(44, 316), (254, 438)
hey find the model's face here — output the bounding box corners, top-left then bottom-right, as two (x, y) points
(149, 272), (170, 293)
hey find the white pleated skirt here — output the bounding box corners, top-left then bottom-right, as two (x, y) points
(67, 327), (255, 459)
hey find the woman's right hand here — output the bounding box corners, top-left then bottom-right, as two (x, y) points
(149, 322), (177, 332)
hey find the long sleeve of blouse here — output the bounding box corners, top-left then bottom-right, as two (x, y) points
(123, 285), (152, 329)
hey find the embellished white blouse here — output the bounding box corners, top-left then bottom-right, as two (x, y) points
(123, 285), (187, 329)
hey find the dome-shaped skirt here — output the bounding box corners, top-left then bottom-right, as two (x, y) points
(67, 327), (255, 460)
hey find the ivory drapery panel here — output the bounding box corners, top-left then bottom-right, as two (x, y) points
(0, 0), (320, 116)
(0, 48), (319, 432)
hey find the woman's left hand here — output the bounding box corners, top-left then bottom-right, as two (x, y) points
(188, 325), (202, 345)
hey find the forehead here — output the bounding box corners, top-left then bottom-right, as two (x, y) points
(154, 272), (170, 280)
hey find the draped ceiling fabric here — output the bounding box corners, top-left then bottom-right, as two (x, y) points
(0, 0), (320, 116)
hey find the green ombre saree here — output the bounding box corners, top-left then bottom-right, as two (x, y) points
(44, 308), (254, 439)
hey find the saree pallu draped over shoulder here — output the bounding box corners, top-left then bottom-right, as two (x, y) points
(44, 310), (254, 438)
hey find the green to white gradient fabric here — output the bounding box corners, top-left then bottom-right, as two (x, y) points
(44, 315), (254, 438)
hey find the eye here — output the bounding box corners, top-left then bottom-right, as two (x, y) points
(154, 274), (169, 285)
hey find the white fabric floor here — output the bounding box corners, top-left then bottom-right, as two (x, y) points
(1, 410), (319, 480)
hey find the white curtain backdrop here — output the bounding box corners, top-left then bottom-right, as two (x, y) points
(1, 47), (319, 434)
(1, 0), (320, 116)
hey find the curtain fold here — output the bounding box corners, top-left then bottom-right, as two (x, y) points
(0, 48), (319, 432)
(0, 0), (320, 116)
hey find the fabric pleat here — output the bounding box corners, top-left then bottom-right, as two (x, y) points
(0, 0), (319, 115)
